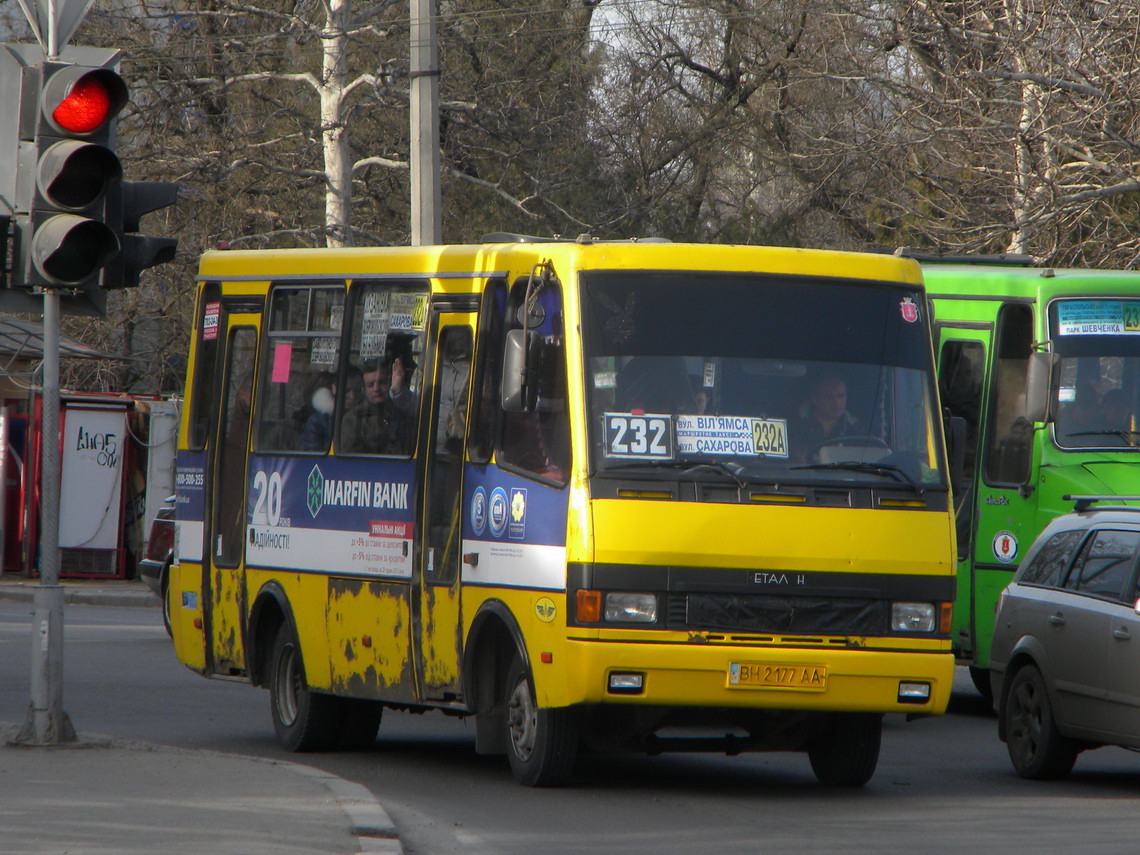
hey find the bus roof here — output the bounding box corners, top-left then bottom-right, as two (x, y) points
(196, 240), (924, 286)
(922, 262), (1140, 301)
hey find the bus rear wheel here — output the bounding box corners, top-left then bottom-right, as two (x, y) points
(807, 713), (882, 786)
(504, 654), (578, 786)
(269, 624), (341, 752)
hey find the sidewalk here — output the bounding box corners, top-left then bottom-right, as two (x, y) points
(0, 724), (403, 855)
(1, 578), (404, 854)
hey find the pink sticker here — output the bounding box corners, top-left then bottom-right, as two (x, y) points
(271, 342), (293, 383)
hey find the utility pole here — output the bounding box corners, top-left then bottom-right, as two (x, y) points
(410, 0), (441, 246)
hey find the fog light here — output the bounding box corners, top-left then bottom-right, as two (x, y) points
(891, 601), (936, 632)
(898, 681), (931, 703)
(604, 592), (657, 623)
(608, 672), (645, 694)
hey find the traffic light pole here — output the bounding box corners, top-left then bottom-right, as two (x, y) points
(15, 290), (75, 745)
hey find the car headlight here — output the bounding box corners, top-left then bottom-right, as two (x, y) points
(604, 592), (658, 623)
(891, 601), (936, 632)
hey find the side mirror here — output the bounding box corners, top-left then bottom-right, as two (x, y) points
(1025, 351), (1056, 424)
(501, 328), (541, 412)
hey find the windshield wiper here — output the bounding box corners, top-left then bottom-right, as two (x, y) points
(604, 459), (749, 489)
(790, 461), (924, 494)
(1069, 430), (1140, 448)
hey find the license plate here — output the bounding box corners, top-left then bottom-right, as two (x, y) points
(728, 662), (828, 690)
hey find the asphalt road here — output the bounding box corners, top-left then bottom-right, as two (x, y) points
(3, 600), (1140, 854)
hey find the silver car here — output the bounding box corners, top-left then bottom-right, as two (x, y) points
(990, 497), (1140, 779)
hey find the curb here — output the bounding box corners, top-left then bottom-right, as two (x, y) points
(0, 582), (159, 609)
(288, 764), (404, 855)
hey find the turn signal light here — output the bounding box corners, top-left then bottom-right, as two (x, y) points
(576, 589), (601, 623)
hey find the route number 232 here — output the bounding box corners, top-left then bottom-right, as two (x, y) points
(604, 413), (673, 459)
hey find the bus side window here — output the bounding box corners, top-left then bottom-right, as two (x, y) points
(984, 304), (1033, 486)
(337, 281), (427, 456)
(498, 280), (570, 483)
(188, 284), (223, 450)
(469, 280), (506, 464)
(255, 286), (344, 454)
(938, 339), (985, 548)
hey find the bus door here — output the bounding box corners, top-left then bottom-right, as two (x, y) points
(936, 324), (991, 662)
(205, 314), (259, 675)
(414, 309), (476, 700)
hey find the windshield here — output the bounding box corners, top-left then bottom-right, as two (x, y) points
(580, 272), (945, 490)
(1051, 299), (1140, 450)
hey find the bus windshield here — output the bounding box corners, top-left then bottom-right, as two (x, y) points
(1051, 299), (1140, 450)
(581, 271), (945, 489)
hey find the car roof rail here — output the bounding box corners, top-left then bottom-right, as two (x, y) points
(1063, 494), (1140, 513)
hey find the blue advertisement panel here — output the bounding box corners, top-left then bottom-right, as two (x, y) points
(461, 464), (570, 591)
(245, 455), (418, 579)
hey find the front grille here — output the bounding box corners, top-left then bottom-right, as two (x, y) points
(667, 592), (888, 635)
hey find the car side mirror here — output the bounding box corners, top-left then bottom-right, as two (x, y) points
(501, 328), (541, 412)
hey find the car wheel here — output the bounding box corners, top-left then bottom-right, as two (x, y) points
(269, 624), (341, 752)
(807, 713), (882, 786)
(159, 560), (173, 638)
(1004, 664), (1078, 779)
(504, 653), (578, 786)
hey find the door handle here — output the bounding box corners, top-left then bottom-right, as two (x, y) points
(1048, 614), (1065, 626)
(1114, 628), (1131, 641)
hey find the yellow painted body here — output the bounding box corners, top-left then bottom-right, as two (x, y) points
(171, 239), (954, 726)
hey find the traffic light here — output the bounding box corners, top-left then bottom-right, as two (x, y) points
(102, 180), (178, 290)
(0, 43), (178, 314)
(22, 57), (127, 291)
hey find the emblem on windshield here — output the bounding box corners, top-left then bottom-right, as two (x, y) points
(900, 297), (919, 323)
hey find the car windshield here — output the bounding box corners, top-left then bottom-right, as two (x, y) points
(1050, 299), (1140, 450)
(580, 271), (945, 490)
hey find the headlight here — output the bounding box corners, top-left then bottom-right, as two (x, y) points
(891, 601), (936, 632)
(604, 592), (657, 623)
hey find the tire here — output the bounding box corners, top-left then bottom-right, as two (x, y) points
(269, 624), (342, 752)
(159, 561), (173, 638)
(1003, 665), (1078, 780)
(807, 714), (882, 787)
(504, 654), (579, 786)
(335, 698), (383, 750)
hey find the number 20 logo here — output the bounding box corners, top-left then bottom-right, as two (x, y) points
(253, 470), (284, 526)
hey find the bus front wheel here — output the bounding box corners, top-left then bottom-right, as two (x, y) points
(504, 654), (578, 786)
(807, 713), (882, 786)
(269, 624), (341, 752)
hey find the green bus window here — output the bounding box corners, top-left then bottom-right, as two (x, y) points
(938, 339), (985, 549)
(255, 286), (345, 453)
(984, 304), (1033, 485)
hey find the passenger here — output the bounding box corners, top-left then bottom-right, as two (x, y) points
(793, 375), (857, 463)
(339, 360), (409, 454)
(299, 371), (336, 451)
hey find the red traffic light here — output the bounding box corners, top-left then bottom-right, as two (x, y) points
(52, 75), (113, 133)
(41, 67), (127, 137)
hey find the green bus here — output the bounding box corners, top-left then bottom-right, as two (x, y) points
(922, 258), (1140, 693)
